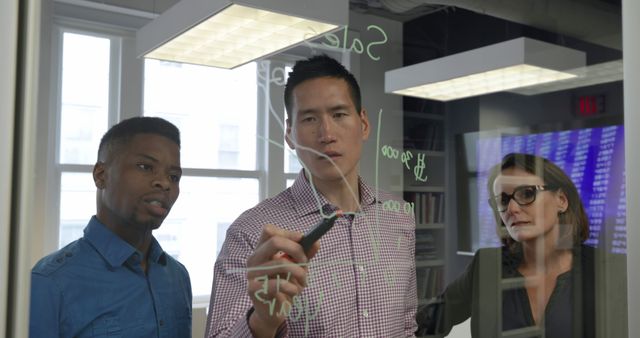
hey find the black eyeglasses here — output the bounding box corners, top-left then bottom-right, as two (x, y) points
(489, 185), (557, 212)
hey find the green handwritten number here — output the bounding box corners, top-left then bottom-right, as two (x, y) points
(384, 200), (414, 215)
(383, 200), (402, 212)
(381, 145), (400, 159)
(404, 202), (415, 215)
(401, 150), (413, 170)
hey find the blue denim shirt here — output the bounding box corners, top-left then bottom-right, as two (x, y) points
(30, 216), (192, 338)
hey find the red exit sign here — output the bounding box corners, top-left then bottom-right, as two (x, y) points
(575, 94), (605, 116)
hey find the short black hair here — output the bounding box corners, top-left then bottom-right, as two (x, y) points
(97, 116), (180, 162)
(284, 54), (362, 123)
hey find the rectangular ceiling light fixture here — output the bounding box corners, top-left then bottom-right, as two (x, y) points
(509, 60), (622, 95)
(137, 0), (347, 69)
(385, 37), (586, 101)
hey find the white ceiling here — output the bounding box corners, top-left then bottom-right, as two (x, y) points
(77, 0), (621, 50)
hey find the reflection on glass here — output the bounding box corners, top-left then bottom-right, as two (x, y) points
(154, 176), (259, 297)
(59, 172), (95, 247)
(59, 33), (110, 165)
(144, 59), (257, 170)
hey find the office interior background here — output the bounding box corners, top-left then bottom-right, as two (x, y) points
(1, 0), (639, 337)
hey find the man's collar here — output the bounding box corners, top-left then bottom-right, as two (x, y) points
(84, 216), (167, 268)
(290, 170), (379, 217)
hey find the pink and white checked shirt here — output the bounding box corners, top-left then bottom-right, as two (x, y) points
(205, 173), (418, 337)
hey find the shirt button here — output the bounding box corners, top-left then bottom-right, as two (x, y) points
(359, 266), (365, 272)
(159, 319), (164, 326)
(363, 309), (369, 318)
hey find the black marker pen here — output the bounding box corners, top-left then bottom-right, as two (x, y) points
(299, 210), (343, 253)
(278, 211), (343, 262)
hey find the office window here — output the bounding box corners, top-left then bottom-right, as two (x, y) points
(59, 33), (110, 165)
(144, 59), (257, 170)
(218, 125), (240, 169)
(144, 59), (261, 298)
(284, 148), (303, 174)
(58, 31), (115, 247)
(53, 30), (275, 301)
(281, 66), (303, 175)
(59, 173), (95, 246)
(152, 177), (258, 297)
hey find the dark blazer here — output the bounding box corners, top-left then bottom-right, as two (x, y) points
(416, 245), (595, 338)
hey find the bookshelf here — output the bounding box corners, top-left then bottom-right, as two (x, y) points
(402, 107), (447, 306)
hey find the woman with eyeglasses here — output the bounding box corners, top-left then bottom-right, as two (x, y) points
(416, 152), (595, 338)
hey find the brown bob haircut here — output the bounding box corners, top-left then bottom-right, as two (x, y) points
(486, 153), (590, 250)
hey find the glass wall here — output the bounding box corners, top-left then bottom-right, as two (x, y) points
(27, 1), (632, 337)
(400, 4), (627, 338)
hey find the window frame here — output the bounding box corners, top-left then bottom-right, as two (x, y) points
(47, 18), (288, 304)
(47, 19), (126, 255)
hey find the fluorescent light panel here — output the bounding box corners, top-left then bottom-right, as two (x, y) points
(395, 65), (576, 101)
(385, 37), (586, 101)
(137, 0), (347, 69)
(146, 5), (337, 68)
(509, 60), (622, 95)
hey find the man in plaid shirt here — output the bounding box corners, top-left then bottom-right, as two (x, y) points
(206, 55), (417, 337)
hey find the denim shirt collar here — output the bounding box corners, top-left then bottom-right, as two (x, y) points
(84, 216), (167, 268)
